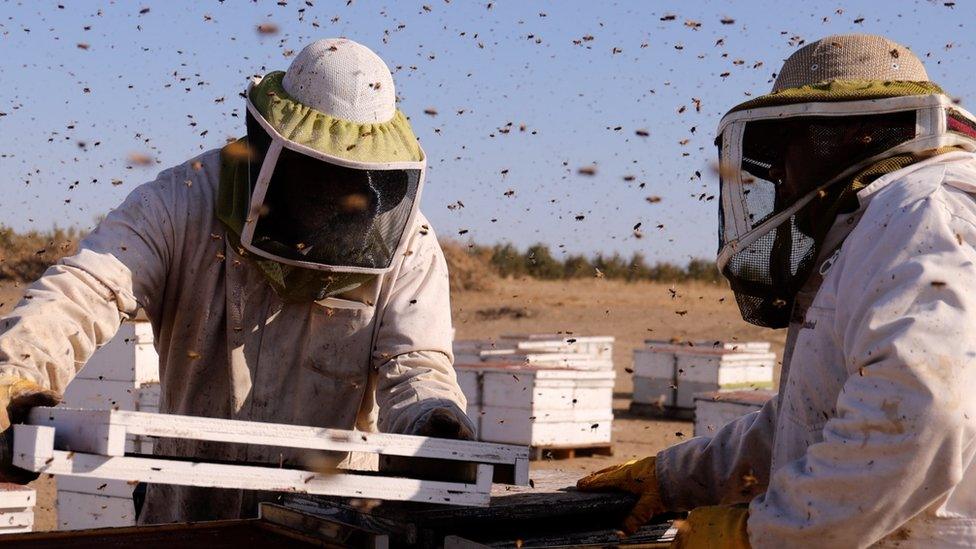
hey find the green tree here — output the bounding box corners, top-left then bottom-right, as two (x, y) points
(489, 243), (525, 278)
(563, 254), (593, 279)
(686, 258), (722, 283)
(525, 243), (562, 279)
(627, 252), (651, 282)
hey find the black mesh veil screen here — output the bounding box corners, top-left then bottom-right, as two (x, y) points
(245, 112), (421, 270)
(720, 111), (916, 327)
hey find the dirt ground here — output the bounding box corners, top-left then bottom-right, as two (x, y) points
(0, 276), (784, 531)
(452, 277), (785, 477)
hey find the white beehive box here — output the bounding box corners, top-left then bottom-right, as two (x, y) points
(58, 320), (160, 531)
(693, 390), (776, 436)
(642, 340), (771, 354)
(481, 368), (614, 411)
(455, 335), (615, 450)
(632, 342), (775, 412)
(455, 335), (614, 371)
(56, 478), (137, 530)
(455, 366), (482, 438)
(482, 351), (611, 371)
(473, 366), (614, 447)
(674, 350), (774, 409)
(504, 334), (614, 363)
(74, 321), (159, 385)
(0, 484), (35, 534)
(479, 406), (613, 446)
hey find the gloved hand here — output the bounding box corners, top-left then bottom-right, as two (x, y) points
(0, 375), (62, 484)
(672, 504), (750, 548)
(576, 456), (665, 534)
(381, 407), (476, 481)
(411, 407), (475, 441)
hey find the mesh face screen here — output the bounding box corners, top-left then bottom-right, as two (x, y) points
(245, 113), (421, 270)
(723, 215), (816, 327)
(735, 111), (916, 234)
(719, 110), (917, 327)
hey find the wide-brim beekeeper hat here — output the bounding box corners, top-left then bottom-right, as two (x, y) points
(714, 34), (976, 328)
(217, 38), (426, 278)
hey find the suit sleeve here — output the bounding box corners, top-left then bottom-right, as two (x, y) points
(371, 219), (474, 435)
(0, 177), (176, 391)
(656, 395), (778, 511)
(748, 190), (976, 546)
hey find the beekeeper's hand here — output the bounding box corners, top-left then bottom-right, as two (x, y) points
(381, 406), (476, 482)
(577, 456), (666, 534)
(411, 406), (475, 441)
(672, 504), (750, 549)
(0, 376), (62, 483)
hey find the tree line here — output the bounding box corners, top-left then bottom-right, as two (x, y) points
(477, 242), (723, 283)
(0, 227), (723, 286)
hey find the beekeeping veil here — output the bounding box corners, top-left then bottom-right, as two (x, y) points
(716, 34), (976, 328)
(217, 38), (426, 303)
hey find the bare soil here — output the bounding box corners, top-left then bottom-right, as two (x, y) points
(0, 276), (783, 531)
(452, 276), (785, 477)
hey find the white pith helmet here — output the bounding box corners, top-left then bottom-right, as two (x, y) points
(281, 38), (396, 123)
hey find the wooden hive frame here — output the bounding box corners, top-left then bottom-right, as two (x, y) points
(14, 407), (530, 508)
(0, 484), (35, 534)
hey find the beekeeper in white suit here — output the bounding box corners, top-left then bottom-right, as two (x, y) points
(579, 34), (976, 547)
(0, 38), (474, 523)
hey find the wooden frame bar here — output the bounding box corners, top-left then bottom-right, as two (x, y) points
(27, 408), (528, 481)
(15, 407), (532, 508)
(15, 424), (495, 507)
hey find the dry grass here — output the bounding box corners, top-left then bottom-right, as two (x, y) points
(0, 227), (80, 282)
(440, 239), (496, 292)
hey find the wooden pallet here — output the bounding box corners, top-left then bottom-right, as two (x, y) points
(627, 402), (695, 420)
(14, 407), (530, 508)
(529, 443), (613, 461)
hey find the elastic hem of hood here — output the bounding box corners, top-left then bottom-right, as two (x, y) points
(250, 71), (423, 163)
(727, 79), (945, 114)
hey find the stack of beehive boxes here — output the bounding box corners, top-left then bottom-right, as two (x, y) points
(631, 340), (774, 417)
(0, 485), (35, 534)
(455, 334), (614, 370)
(455, 335), (615, 450)
(57, 319), (160, 530)
(693, 389), (777, 436)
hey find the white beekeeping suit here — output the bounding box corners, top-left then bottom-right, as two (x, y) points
(579, 34), (976, 548)
(0, 38), (473, 524)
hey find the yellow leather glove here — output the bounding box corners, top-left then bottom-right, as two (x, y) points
(0, 376), (62, 484)
(577, 456), (665, 534)
(672, 504), (750, 549)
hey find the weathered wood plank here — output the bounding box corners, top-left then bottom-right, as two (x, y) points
(0, 484), (35, 509)
(14, 424), (496, 507)
(27, 407), (528, 480)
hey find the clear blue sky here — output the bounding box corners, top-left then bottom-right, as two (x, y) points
(1, 0), (973, 262)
